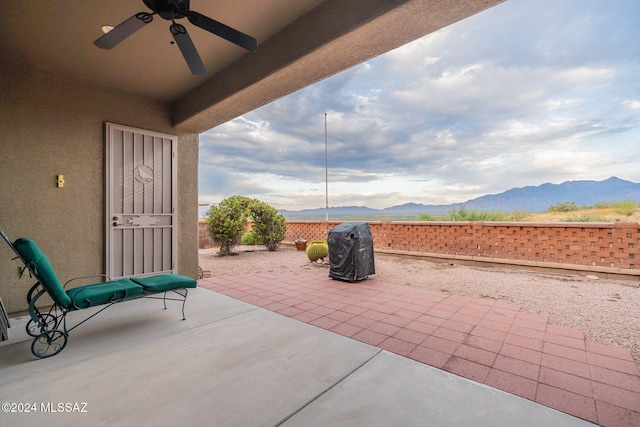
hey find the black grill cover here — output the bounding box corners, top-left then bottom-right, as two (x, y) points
(328, 222), (375, 282)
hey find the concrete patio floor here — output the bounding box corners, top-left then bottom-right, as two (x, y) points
(0, 283), (598, 427)
(199, 273), (640, 426)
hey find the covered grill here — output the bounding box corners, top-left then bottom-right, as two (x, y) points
(328, 222), (375, 282)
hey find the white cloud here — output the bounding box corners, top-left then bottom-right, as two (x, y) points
(623, 100), (640, 110)
(198, 0), (640, 211)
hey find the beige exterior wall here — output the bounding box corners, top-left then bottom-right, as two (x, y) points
(0, 61), (199, 314)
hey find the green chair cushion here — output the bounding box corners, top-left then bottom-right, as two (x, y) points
(131, 274), (197, 292)
(13, 238), (72, 309)
(66, 279), (143, 309)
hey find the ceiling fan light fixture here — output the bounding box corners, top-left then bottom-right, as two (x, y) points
(94, 0), (258, 75)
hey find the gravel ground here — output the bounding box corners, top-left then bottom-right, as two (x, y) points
(199, 245), (640, 363)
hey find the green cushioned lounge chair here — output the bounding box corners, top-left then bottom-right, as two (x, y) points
(1, 229), (197, 358)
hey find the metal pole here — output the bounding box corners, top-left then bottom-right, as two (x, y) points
(324, 113), (329, 222)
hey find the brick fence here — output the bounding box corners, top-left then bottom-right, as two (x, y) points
(198, 219), (639, 280)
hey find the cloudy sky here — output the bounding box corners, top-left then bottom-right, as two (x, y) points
(199, 0), (640, 212)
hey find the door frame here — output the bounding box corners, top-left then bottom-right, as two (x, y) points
(105, 122), (178, 278)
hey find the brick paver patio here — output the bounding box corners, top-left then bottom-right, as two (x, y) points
(199, 273), (640, 426)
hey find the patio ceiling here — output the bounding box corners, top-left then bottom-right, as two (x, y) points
(1, 0), (504, 133)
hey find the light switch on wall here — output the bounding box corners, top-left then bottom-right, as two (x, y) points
(57, 175), (65, 188)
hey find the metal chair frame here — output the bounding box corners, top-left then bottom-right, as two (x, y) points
(1, 229), (192, 358)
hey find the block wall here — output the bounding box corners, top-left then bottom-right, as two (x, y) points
(198, 219), (212, 249)
(197, 220), (638, 276)
(283, 221), (639, 275)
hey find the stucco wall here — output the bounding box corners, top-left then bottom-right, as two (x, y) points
(0, 61), (199, 314)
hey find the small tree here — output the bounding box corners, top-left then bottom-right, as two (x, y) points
(250, 201), (286, 251)
(446, 205), (470, 221)
(205, 196), (286, 255)
(205, 196), (252, 256)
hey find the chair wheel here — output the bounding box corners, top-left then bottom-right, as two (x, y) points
(26, 314), (58, 337)
(31, 330), (67, 358)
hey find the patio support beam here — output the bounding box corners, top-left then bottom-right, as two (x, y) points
(171, 0), (503, 133)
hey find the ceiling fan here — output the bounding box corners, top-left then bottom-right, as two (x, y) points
(94, 0), (257, 75)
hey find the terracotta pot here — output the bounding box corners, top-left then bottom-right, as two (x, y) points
(295, 241), (307, 251)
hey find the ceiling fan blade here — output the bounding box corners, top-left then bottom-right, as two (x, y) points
(187, 11), (257, 52)
(170, 23), (206, 75)
(94, 12), (154, 49)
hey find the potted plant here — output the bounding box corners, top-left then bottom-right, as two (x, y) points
(295, 237), (307, 251)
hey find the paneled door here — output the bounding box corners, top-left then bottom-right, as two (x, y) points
(105, 123), (177, 279)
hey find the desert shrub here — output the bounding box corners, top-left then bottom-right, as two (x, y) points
(207, 196), (287, 255)
(205, 196), (253, 256)
(611, 200), (638, 216)
(250, 201), (286, 251)
(479, 211), (509, 221)
(548, 201), (578, 212)
(445, 206), (471, 221)
(510, 210), (528, 221)
(445, 206), (508, 221)
(561, 213), (605, 222)
(241, 231), (261, 245)
(417, 213), (437, 221)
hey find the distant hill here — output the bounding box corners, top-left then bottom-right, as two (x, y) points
(281, 177), (640, 218)
(460, 176), (640, 213)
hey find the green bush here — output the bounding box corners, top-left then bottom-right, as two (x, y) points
(417, 213), (437, 221)
(444, 206), (508, 221)
(593, 202), (611, 209)
(250, 201), (286, 251)
(561, 213), (605, 222)
(241, 231), (261, 245)
(205, 196), (253, 256)
(611, 200), (638, 216)
(446, 206), (469, 221)
(548, 201), (579, 212)
(205, 196), (286, 256)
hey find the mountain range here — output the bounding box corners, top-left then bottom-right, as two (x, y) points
(281, 177), (640, 218)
